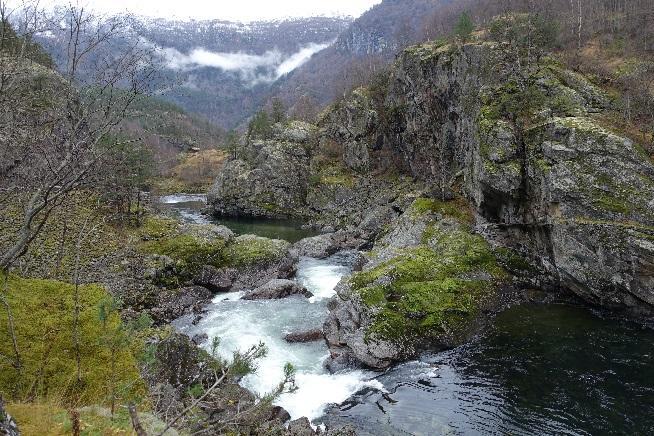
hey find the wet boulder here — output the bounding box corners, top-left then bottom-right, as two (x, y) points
(193, 265), (237, 293)
(284, 329), (324, 343)
(242, 279), (313, 300)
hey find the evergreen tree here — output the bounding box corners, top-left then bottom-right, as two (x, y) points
(270, 98), (286, 124)
(455, 11), (475, 42)
(224, 130), (241, 159)
(247, 110), (273, 140)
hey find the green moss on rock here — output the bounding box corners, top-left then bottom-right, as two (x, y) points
(350, 223), (505, 344)
(223, 235), (290, 267)
(140, 234), (227, 272)
(411, 197), (474, 225)
(138, 217), (289, 280)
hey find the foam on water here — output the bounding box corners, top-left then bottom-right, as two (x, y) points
(296, 256), (350, 302)
(179, 256), (380, 422)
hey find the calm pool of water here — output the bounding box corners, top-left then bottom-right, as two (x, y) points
(319, 303), (654, 435)
(158, 194), (316, 242)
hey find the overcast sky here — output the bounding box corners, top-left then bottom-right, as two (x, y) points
(34, 0), (383, 22)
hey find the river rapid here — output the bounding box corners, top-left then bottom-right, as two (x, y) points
(162, 194), (384, 422)
(162, 194), (654, 435)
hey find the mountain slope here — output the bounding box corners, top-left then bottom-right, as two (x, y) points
(38, 15), (352, 129)
(272, 0), (452, 109)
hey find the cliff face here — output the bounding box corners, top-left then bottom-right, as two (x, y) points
(208, 40), (654, 368)
(376, 42), (654, 317)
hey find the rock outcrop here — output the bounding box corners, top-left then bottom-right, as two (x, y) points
(386, 41), (654, 317)
(113, 218), (298, 323)
(324, 199), (509, 370)
(208, 122), (315, 218)
(326, 40), (654, 318)
(0, 398), (19, 436)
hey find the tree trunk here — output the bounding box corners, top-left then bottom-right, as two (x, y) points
(129, 403), (148, 436)
(1, 273), (20, 374)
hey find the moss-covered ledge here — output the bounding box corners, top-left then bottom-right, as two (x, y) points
(325, 198), (510, 369)
(136, 216), (291, 285)
(350, 219), (506, 347)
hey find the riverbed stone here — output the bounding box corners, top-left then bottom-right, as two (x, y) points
(284, 329), (324, 343)
(242, 279), (313, 300)
(193, 265), (237, 292)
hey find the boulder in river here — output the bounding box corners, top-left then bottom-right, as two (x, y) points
(324, 200), (509, 370)
(242, 279), (313, 300)
(193, 265), (237, 293)
(284, 329), (324, 343)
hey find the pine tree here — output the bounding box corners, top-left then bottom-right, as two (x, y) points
(270, 98), (286, 124)
(455, 11), (474, 42)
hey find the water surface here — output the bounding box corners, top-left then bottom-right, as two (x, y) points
(320, 304), (654, 435)
(159, 194), (316, 242)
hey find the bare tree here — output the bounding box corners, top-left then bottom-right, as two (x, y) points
(0, 1), (156, 271)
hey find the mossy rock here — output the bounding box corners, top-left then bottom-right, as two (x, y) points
(350, 219), (506, 346)
(140, 234), (228, 273)
(223, 235), (290, 267)
(411, 197), (474, 225)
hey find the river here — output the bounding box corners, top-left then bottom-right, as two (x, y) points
(162, 194), (654, 435)
(162, 194), (383, 421)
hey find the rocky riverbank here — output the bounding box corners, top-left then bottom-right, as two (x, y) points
(84, 208), (362, 434)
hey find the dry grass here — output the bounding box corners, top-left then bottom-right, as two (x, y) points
(155, 149), (227, 194)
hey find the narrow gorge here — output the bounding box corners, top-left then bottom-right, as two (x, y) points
(2, 2), (654, 435)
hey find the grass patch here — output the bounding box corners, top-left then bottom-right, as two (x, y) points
(7, 402), (136, 436)
(0, 274), (146, 407)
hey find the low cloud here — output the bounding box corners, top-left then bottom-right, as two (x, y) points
(158, 40), (332, 85)
(276, 41), (333, 77)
